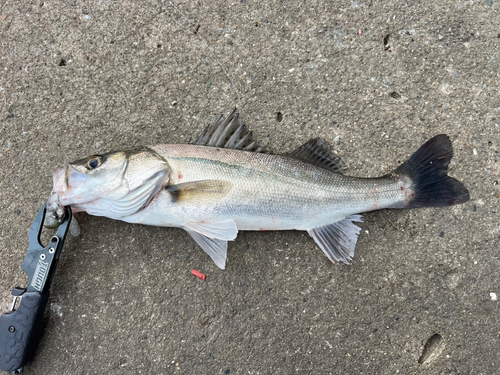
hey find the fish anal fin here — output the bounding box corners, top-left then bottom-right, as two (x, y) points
(166, 180), (233, 204)
(186, 230), (228, 269)
(288, 138), (344, 173)
(195, 109), (266, 153)
(308, 215), (363, 265)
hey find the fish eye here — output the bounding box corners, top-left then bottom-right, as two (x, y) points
(85, 156), (103, 170)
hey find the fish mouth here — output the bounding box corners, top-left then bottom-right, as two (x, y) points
(52, 165), (91, 206)
(52, 166), (69, 195)
(47, 166), (80, 219)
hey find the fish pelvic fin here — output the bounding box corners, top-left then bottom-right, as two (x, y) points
(184, 219), (238, 241)
(184, 219), (238, 269)
(393, 134), (470, 208)
(186, 231), (228, 269)
(308, 215), (363, 265)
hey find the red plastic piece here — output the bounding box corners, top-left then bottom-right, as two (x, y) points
(191, 269), (206, 280)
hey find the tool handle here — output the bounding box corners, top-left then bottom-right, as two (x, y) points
(0, 291), (49, 373)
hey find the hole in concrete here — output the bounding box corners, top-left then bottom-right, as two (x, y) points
(59, 59), (67, 66)
(383, 34), (390, 47)
(389, 92), (401, 99)
(418, 333), (445, 365)
(276, 112), (283, 122)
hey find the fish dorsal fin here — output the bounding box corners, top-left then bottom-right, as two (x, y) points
(308, 215), (363, 265)
(184, 219), (238, 270)
(166, 180), (233, 204)
(195, 109), (266, 152)
(186, 230), (228, 269)
(288, 138), (344, 173)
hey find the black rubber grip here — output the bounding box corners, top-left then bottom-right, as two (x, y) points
(0, 291), (49, 372)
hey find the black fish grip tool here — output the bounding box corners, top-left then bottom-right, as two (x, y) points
(0, 203), (71, 374)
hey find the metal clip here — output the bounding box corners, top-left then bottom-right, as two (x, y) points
(9, 287), (26, 311)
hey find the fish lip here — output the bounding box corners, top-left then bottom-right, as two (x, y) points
(52, 165), (91, 206)
(52, 166), (69, 195)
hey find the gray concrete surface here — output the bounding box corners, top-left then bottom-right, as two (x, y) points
(0, 0), (499, 374)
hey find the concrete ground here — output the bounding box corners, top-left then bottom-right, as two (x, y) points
(1, 0), (499, 374)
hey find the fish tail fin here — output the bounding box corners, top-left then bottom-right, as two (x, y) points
(394, 134), (469, 208)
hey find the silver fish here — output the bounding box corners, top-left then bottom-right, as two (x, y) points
(48, 110), (469, 269)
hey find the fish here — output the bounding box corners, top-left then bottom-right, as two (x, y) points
(48, 109), (470, 269)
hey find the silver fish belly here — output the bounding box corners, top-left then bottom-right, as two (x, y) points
(48, 110), (469, 269)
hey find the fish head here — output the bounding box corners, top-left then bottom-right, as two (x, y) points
(52, 147), (169, 219)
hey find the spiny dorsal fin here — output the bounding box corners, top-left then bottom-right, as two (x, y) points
(166, 180), (233, 204)
(195, 109), (266, 153)
(288, 138), (344, 173)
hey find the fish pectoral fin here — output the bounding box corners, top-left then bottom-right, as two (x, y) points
(194, 109), (266, 152)
(308, 215), (363, 265)
(184, 219), (238, 241)
(186, 230), (229, 269)
(288, 138), (344, 173)
(166, 180), (233, 204)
